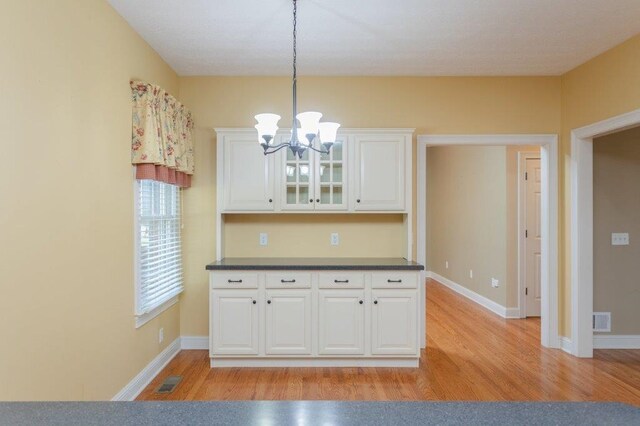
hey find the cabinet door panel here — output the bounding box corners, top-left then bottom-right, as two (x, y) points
(211, 290), (259, 355)
(223, 136), (274, 211)
(265, 290), (312, 355)
(354, 135), (405, 211)
(371, 290), (417, 355)
(319, 290), (365, 355)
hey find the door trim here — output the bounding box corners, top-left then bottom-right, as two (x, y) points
(416, 134), (559, 350)
(571, 108), (640, 357)
(518, 152), (541, 319)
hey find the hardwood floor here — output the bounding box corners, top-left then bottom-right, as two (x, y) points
(137, 279), (640, 404)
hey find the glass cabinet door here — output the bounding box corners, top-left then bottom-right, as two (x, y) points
(282, 146), (314, 210)
(315, 137), (347, 210)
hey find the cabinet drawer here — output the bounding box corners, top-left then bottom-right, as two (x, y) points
(210, 272), (259, 289)
(265, 272), (312, 289)
(371, 272), (417, 289)
(318, 272), (365, 289)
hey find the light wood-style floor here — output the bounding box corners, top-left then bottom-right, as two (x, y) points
(138, 279), (640, 404)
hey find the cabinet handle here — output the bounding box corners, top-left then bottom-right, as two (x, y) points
(359, 300), (363, 305)
(334, 279), (349, 284)
(356, 199), (361, 203)
(267, 300), (272, 304)
(374, 300), (378, 305)
(280, 279), (296, 283)
(252, 300), (257, 305)
(387, 279), (403, 283)
(227, 279), (243, 283)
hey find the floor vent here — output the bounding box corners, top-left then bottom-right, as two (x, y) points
(154, 376), (182, 394)
(593, 312), (611, 332)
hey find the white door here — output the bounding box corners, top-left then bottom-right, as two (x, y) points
(353, 135), (405, 211)
(371, 290), (417, 355)
(318, 290), (365, 355)
(265, 290), (312, 355)
(210, 290), (259, 355)
(525, 158), (542, 317)
(223, 135), (274, 211)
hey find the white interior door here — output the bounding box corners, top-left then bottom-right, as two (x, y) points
(525, 158), (542, 317)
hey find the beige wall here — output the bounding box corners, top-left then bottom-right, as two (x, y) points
(561, 34), (640, 336)
(426, 145), (539, 309)
(427, 146), (508, 306)
(0, 0), (180, 400)
(593, 127), (640, 334)
(178, 76), (561, 336)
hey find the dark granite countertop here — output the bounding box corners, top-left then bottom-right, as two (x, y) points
(205, 257), (424, 271)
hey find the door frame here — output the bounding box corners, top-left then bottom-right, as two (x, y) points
(518, 152), (542, 318)
(416, 134), (559, 350)
(570, 108), (640, 357)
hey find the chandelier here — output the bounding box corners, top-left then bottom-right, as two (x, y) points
(254, 0), (340, 159)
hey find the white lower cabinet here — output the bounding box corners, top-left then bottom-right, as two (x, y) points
(265, 290), (312, 355)
(371, 290), (418, 355)
(318, 290), (365, 355)
(210, 290), (259, 355)
(209, 270), (420, 367)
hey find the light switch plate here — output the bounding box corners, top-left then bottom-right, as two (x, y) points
(611, 233), (629, 246)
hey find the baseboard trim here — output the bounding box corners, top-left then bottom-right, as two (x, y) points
(210, 357), (419, 368)
(181, 335), (209, 350)
(593, 335), (640, 349)
(505, 308), (521, 319)
(112, 337), (181, 401)
(560, 336), (573, 354)
(427, 271), (511, 319)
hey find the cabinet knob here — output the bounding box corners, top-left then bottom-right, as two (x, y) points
(268, 198), (273, 203)
(359, 300), (363, 305)
(252, 300), (257, 305)
(267, 300), (272, 304)
(310, 199), (314, 203)
(373, 300), (378, 305)
(356, 199), (361, 203)
(316, 199), (320, 203)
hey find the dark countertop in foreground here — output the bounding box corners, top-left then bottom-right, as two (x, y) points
(205, 257), (424, 271)
(1, 401), (638, 426)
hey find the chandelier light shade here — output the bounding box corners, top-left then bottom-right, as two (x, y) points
(254, 0), (340, 158)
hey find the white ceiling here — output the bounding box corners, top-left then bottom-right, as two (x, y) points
(107, 0), (640, 76)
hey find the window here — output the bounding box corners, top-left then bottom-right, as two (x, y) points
(135, 180), (183, 327)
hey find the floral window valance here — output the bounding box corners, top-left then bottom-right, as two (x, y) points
(130, 80), (194, 188)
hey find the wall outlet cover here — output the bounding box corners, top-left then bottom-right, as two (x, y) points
(159, 327), (164, 343)
(491, 278), (499, 288)
(469, 270), (473, 279)
(259, 233), (268, 246)
(445, 261), (449, 269)
(330, 233), (339, 246)
(611, 233), (629, 246)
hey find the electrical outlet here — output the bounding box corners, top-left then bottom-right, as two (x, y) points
(491, 278), (499, 288)
(445, 260), (449, 269)
(259, 233), (268, 246)
(469, 270), (473, 279)
(611, 233), (629, 246)
(159, 328), (164, 344)
(330, 233), (339, 246)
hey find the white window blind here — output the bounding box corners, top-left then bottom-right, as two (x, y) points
(136, 180), (183, 316)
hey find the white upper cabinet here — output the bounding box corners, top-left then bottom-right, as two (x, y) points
(216, 129), (412, 214)
(352, 133), (410, 211)
(279, 134), (348, 211)
(220, 132), (274, 211)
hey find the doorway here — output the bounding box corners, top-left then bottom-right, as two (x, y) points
(417, 134), (559, 350)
